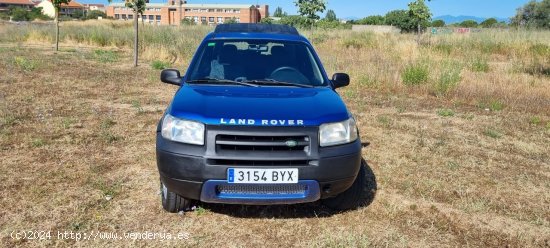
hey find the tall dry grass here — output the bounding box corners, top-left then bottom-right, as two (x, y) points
(1, 21), (548, 113)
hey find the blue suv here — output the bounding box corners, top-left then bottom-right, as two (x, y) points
(157, 24), (376, 213)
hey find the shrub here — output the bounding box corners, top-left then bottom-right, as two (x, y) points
(180, 18), (196, 25)
(529, 43), (549, 57)
(431, 20), (445, 27)
(86, 10), (107, 20)
(437, 109), (455, 117)
(151, 60), (171, 70)
(471, 57), (490, 72)
(93, 50), (118, 63)
(13, 57), (36, 71)
(459, 20), (478, 28)
(435, 62), (461, 96)
(342, 32), (374, 49)
(478, 99), (505, 111)
(434, 43), (453, 55)
(483, 128), (502, 139)
(402, 63), (429, 85)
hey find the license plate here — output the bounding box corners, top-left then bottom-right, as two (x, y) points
(227, 168), (298, 184)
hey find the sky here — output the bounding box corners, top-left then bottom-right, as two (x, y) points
(83, 0), (534, 19)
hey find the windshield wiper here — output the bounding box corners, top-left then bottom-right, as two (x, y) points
(186, 78), (259, 87)
(244, 79), (314, 88)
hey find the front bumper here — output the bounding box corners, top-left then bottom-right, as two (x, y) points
(156, 125), (362, 204)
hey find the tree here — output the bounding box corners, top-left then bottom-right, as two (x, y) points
(279, 15), (309, 28)
(408, 0), (432, 34)
(325, 9), (337, 21)
(273, 7), (285, 17)
(109, 0), (146, 67)
(431, 19), (445, 27)
(86, 10), (107, 20)
(357, 15), (385, 25)
(52, 0), (71, 51)
(480, 18), (498, 28)
(225, 17), (238, 24)
(512, 0), (550, 29)
(459, 20), (478, 28)
(10, 7), (30, 21)
(294, 0), (326, 27)
(180, 18), (195, 25)
(71, 9), (85, 19)
(385, 10), (416, 32)
(260, 17), (273, 24)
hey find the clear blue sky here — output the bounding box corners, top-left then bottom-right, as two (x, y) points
(83, 0), (533, 19)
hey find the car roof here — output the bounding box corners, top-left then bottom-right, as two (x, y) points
(206, 24), (310, 43)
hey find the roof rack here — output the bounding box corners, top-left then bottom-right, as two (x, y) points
(214, 24), (299, 36)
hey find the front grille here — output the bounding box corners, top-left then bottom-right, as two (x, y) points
(216, 184), (308, 195)
(208, 159), (310, 166)
(216, 134), (310, 152)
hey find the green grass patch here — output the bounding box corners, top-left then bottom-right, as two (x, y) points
(478, 99), (505, 111)
(93, 50), (118, 63)
(13, 56), (36, 72)
(437, 109), (455, 117)
(150, 60), (171, 70)
(131, 100), (144, 114)
(529, 43), (549, 57)
(483, 128), (502, 139)
(402, 63), (429, 86)
(470, 57), (490, 72)
(435, 62), (462, 96)
(434, 43), (453, 55)
(529, 116), (542, 125)
(377, 115), (392, 127)
(31, 138), (45, 148)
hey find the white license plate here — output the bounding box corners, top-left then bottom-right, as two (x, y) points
(227, 168), (298, 184)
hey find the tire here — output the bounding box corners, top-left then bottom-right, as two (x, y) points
(160, 180), (193, 213)
(322, 159), (377, 211)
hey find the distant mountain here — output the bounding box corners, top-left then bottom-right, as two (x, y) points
(433, 15), (510, 24)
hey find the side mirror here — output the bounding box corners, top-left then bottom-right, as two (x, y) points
(332, 73), (350, 89)
(161, 69), (182, 86)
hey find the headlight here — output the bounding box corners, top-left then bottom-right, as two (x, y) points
(161, 114), (205, 145)
(319, 118), (358, 147)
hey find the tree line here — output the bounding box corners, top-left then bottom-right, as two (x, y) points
(266, 0), (549, 31)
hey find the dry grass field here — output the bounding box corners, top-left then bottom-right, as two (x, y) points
(0, 21), (549, 247)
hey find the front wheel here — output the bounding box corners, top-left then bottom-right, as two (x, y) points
(160, 180), (193, 213)
(322, 159), (377, 211)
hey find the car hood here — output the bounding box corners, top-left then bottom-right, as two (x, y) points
(167, 85), (350, 127)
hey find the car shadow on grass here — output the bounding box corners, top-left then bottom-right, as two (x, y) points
(198, 201), (341, 219)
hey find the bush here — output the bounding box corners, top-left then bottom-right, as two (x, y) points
(342, 32), (374, 49)
(316, 19), (345, 29)
(459, 20), (478, 28)
(402, 63), (429, 85)
(260, 17), (273, 24)
(10, 7), (29, 21)
(86, 10), (107, 20)
(435, 62), (462, 96)
(150, 60), (171, 70)
(480, 18), (498, 28)
(180, 18), (196, 25)
(431, 20), (445, 27)
(471, 57), (490, 72)
(356, 15), (385, 25)
(279, 15), (309, 28)
(93, 50), (118, 63)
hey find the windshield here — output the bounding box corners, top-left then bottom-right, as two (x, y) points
(187, 39), (328, 86)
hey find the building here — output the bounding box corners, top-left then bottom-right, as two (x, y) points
(83, 3), (104, 12)
(105, 1), (268, 26)
(37, 0), (84, 18)
(0, 0), (35, 12)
